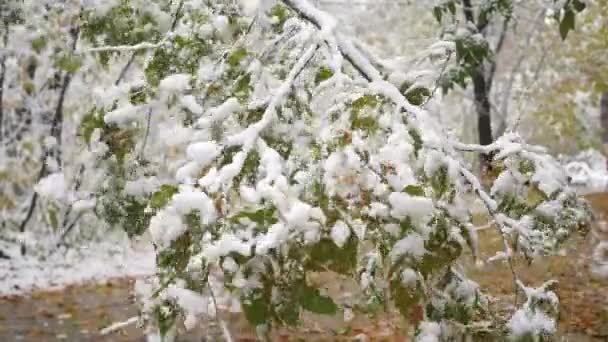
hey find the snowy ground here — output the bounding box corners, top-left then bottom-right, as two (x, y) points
(0, 236), (155, 296)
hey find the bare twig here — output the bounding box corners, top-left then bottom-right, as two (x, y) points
(207, 281), (234, 342)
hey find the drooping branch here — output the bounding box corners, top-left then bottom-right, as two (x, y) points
(227, 43), (319, 148)
(281, 0), (525, 307)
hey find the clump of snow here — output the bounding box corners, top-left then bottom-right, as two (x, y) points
(390, 233), (426, 262)
(72, 198), (97, 212)
(196, 98), (242, 127)
(124, 176), (161, 197)
(416, 321), (442, 342)
(400, 268), (418, 285)
(171, 189), (217, 223)
(285, 201), (313, 228)
(104, 103), (141, 126)
(159, 74), (191, 93)
(181, 95), (203, 115)
(201, 233), (251, 262)
(149, 209), (186, 249)
(213, 15), (231, 40)
(186, 141), (221, 167)
(159, 120), (193, 147)
(563, 149), (608, 194)
(507, 309), (556, 338)
(35, 172), (68, 203)
(388, 192), (434, 224)
(330, 220), (351, 247)
(256, 222), (289, 255)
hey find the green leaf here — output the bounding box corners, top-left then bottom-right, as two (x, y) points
(405, 86), (431, 106)
(268, 4), (290, 27)
(234, 72), (252, 102)
(390, 279), (423, 318)
(572, 0), (586, 12)
(307, 237), (357, 275)
(241, 289), (272, 326)
(48, 207), (59, 230)
(432, 6), (443, 23)
(315, 66), (333, 85)
(560, 9), (575, 40)
(79, 109), (105, 144)
(150, 185), (179, 210)
(409, 128), (423, 157)
(54, 54), (82, 73)
(404, 185), (425, 197)
(31, 36), (47, 54)
(298, 285), (338, 315)
(230, 207), (278, 230)
(227, 47), (248, 67)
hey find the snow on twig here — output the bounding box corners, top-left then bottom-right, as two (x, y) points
(79, 40), (167, 54)
(99, 316), (138, 335)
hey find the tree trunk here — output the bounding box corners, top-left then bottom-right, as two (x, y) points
(472, 66), (493, 166)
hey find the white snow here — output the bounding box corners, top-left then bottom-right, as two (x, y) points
(389, 233), (426, 262)
(186, 141), (221, 167)
(124, 176), (161, 197)
(104, 103), (141, 126)
(388, 192), (434, 224)
(35, 172), (68, 203)
(181, 95), (203, 115)
(330, 220), (351, 247)
(507, 309), (556, 338)
(201, 233), (251, 262)
(0, 238), (155, 296)
(159, 74), (191, 93)
(171, 190), (217, 224)
(563, 149), (608, 194)
(416, 321), (442, 342)
(213, 15), (231, 40)
(149, 208), (186, 248)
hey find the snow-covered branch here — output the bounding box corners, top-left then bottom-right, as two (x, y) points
(79, 40), (167, 54)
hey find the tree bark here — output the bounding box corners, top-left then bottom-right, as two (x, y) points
(462, 0), (495, 171)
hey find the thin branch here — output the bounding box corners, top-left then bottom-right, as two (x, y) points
(486, 17), (510, 91)
(139, 108), (152, 160)
(282, 0), (378, 82)
(99, 316), (138, 336)
(226, 43), (319, 147)
(170, 0), (184, 31)
(115, 53), (136, 86)
(207, 281), (234, 342)
(0, 21), (7, 144)
(78, 40), (166, 54)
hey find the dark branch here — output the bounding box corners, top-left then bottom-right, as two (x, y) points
(486, 17), (510, 91)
